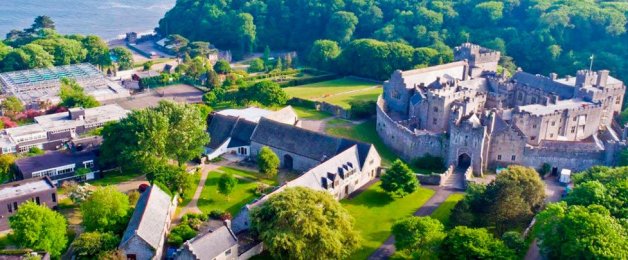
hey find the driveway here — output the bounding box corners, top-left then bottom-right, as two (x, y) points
(525, 176), (564, 260)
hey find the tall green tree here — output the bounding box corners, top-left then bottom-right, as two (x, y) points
(82, 35), (111, 68)
(154, 101), (209, 165)
(439, 226), (515, 259)
(392, 216), (445, 259)
(258, 146), (280, 178)
(213, 59), (231, 74)
(111, 47), (134, 70)
(21, 43), (54, 68)
(31, 16), (55, 31)
(325, 11), (359, 45)
(0, 154), (16, 182)
(81, 186), (131, 233)
(380, 159), (419, 197)
(218, 173), (238, 199)
(1, 96), (24, 118)
(9, 201), (68, 257)
(535, 202), (628, 259)
(238, 81), (288, 107)
(251, 187), (360, 259)
(72, 231), (120, 259)
(308, 40), (340, 71)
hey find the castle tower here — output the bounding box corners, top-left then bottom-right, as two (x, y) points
(454, 43), (501, 78)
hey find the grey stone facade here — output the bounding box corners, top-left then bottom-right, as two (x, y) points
(378, 42), (627, 175)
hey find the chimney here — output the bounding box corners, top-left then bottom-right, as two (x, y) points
(68, 108), (85, 120)
(549, 73), (557, 81)
(224, 219), (231, 229)
(597, 70), (609, 87)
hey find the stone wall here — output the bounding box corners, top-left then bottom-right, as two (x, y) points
(416, 165), (453, 185)
(239, 242), (264, 260)
(521, 146), (605, 172)
(376, 96), (446, 162)
(288, 97), (351, 119)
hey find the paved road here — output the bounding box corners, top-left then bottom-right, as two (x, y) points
(524, 176), (564, 260)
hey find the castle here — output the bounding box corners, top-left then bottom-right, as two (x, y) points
(377, 43), (627, 175)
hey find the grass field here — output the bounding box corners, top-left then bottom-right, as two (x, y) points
(197, 167), (276, 215)
(430, 193), (465, 227)
(342, 183), (435, 259)
(89, 170), (144, 186)
(325, 119), (397, 167)
(291, 105), (332, 120)
(284, 78), (381, 108)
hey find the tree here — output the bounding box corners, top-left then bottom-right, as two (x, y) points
(308, 40), (340, 71)
(0, 154), (16, 182)
(1, 96), (24, 119)
(234, 13), (256, 54)
(147, 163), (193, 195)
(82, 35), (111, 68)
(81, 186), (130, 233)
(9, 201), (68, 257)
(450, 165), (545, 234)
(248, 58), (265, 73)
(21, 44), (54, 68)
(392, 216), (445, 259)
(251, 187), (360, 259)
(325, 11), (359, 45)
(263, 45), (270, 65)
(62, 181), (93, 204)
(31, 16), (55, 31)
(535, 202), (628, 259)
(381, 159), (419, 197)
(218, 173), (238, 199)
(258, 146), (280, 178)
(99, 101), (208, 173)
(213, 59), (231, 74)
(166, 34), (189, 57)
(238, 81), (288, 107)
(34, 38), (87, 65)
(502, 231), (526, 256)
(143, 60), (154, 71)
(439, 226), (515, 259)
(111, 47), (134, 70)
(72, 231), (120, 259)
(59, 78), (100, 108)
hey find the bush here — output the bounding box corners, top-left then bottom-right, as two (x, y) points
(413, 154), (446, 172)
(350, 100), (376, 119)
(168, 224), (197, 246)
(209, 210), (225, 219)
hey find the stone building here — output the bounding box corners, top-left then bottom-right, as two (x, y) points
(378, 42), (626, 175)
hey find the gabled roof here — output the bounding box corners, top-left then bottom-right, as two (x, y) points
(180, 224), (238, 259)
(206, 114), (239, 149)
(228, 120), (257, 148)
(120, 185), (172, 250)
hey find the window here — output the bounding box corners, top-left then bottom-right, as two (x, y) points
(7, 204), (11, 213)
(35, 197), (40, 205)
(551, 121), (555, 126)
(497, 155), (502, 160)
(511, 155), (516, 161)
(433, 118), (437, 125)
(550, 134), (554, 138)
(517, 93), (523, 101)
(52, 193), (56, 203)
(225, 249), (232, 256)
(13, 202), (17, 211)
(573, 116), (577, 121)
(531, 136), (536, 141)
(616, 98), (621, 105)
(532, 124), (537, 128)
(571, 126), (576, 133)
(83, 161), (94, 168)
(433, 106), (439, 112)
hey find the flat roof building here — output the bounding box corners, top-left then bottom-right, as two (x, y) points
(0, 177), (57, 231)
(0, 63), (130, 107)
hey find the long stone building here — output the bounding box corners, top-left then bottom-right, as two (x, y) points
(378, 42), (626, 175)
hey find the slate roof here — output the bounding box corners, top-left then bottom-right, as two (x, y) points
(251, 118), (373, 167)
(180, 224), (238, 259)
(511, 71), (574, 99)
(15, 149), (97, 174)
(120, 185), (172, 250)
(206, 114), (239, 149)
(227, 120), (257, 148)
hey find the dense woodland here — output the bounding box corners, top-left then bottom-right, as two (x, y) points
(158, 0), (628, 82)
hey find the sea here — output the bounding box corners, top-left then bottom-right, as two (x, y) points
(0, 0), (176, 41)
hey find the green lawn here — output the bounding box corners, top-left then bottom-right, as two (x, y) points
(322, 87), (382, 109)
(197, 167), (277, 215)
(325, 119), (397, 167)
(284, 78), (377, 100)
(88, 170), (144, 186)
(430, 193), (465, 227)
(342, 183), (435, 259)
(291, 105), (333, 120)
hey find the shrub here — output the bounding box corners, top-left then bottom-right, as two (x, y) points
(168, 224), (197, 246)
(350, 100), (376, 119)
(209, 210), (225, 219)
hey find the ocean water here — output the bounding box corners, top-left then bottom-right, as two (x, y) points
(0, 0), (176, 40)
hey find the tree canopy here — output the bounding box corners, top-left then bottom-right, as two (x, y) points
(157, 0), (628, 84)
(392, 216), (445, 259)
(111, 47), (134, 70)
(9, 201), (68, 257)
(81, 186), (131, 234)
(72, 231), (120, 259)
(258, 146), (280, 178)
(218, 173), (238, 199)
(59, 78), (100, 108)
(451, 165), (545, 234)
(439, 226), (515, 259)
(99, 101), (209, 173)
(237, 81), (288, 107)
(251, 187), (360, 259)
(535, 202), (628, 259)
(380, 159), (419, 197)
